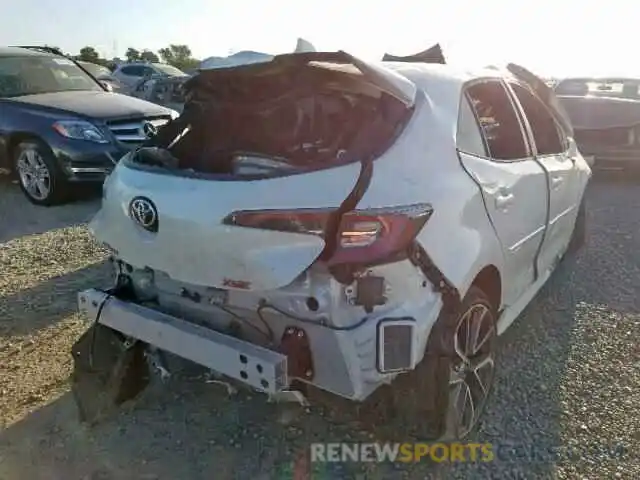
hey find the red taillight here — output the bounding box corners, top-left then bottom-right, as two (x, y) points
(223, 203), (433, 265)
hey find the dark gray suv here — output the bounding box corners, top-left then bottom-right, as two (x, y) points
(0, 46), (179, 205)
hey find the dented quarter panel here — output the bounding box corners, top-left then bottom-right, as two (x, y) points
(355, 68), (506, 309)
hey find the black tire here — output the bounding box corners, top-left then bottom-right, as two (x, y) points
(13, 139), (70, 206)
(366, 286), (498, 441)
(567, 200), (586, 253)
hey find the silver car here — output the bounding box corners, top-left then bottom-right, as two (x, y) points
(111, 62), (188, 92)
(77, 61), (123, 92)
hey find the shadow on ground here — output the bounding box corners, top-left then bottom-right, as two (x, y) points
(0, 175), (100, 245)
(0, 262), (111, 338)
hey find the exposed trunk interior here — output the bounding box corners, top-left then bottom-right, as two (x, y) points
(135, 55), (412, 177)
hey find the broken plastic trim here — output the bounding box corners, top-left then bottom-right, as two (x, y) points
(407, 242), (461, 313)
(185, 50), (417, 107)
(382, 43), (446, 64)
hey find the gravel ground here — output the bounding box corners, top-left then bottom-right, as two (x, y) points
(0, 174), (638, 479)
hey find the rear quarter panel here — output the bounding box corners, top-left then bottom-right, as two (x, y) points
(356, 88), (506, 307)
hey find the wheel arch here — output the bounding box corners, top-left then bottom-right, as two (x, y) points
(467, 264), (502, 312)
(6, 132), (47, 171)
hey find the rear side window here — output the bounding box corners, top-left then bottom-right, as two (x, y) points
(457, 96), (487, 157)
(466, 81), (529, 161)
(510, 83), (565, 156)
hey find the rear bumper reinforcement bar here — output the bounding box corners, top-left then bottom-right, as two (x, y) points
(78, 289), (289, 394)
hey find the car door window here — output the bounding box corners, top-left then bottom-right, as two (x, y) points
(509, 83), (566, 156)
(457, 96), (488, 157)
(465, 81), (529, 161)
(120, 66), (143, 76)
(140, 66), (155, 77)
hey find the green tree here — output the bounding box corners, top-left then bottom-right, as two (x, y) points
(158, 44), (199, 71)
(125, 47), (141, 62)
(78, 46), (100, 63)
(140, 49), (159, 62)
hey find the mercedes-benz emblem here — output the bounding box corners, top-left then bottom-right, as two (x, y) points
(142, 121), (158, 139)
(129, 197), (158, 232)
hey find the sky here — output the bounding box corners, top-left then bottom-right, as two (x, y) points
(1, 0), (638, 78)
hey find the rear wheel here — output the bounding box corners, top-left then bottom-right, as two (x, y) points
(13, 140), (69, 206)
(370, 286), (498, 440)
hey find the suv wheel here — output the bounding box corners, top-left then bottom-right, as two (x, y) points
(14, 140), (69, 206)
(369, 286), (498, 441)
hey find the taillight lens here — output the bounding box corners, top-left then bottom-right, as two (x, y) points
(223, 203), (433, 266)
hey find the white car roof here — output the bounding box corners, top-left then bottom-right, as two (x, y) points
(383, 62), (513, 115)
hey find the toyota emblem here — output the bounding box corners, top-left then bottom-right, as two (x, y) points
(142, 121), (158, 139)
(129, 197), (158, 232)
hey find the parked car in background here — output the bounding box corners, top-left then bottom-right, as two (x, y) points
(77, 60), (124, 92)
(111, 62), (188, 92)
(556, 77), (640, 173)
(73, 52), (591, 441)
(0, 46), (179, 205)
(129, 74), (186, 112)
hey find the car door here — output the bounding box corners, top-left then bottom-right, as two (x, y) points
(506, 81), (579, 274)
(457, 79), (548, 306)
(116, 65), (145, 89)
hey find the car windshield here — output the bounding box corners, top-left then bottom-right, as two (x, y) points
(81, 62), (111, 78)
(153, 63), (187, 76)
(0, 55), (103, 98)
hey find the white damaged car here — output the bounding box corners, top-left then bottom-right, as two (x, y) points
(72, 51), (591, 439)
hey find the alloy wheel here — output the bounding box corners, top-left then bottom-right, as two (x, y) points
(16, 149), (51, 201)
(446, 303), (497, 438)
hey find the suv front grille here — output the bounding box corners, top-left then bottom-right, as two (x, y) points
(106, 115), (171, 146)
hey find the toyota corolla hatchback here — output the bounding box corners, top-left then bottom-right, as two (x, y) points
(72, 52), (591, 439)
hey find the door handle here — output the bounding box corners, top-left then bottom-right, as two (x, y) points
(551, 176), (563, 189)
(495, 191), (514, 209)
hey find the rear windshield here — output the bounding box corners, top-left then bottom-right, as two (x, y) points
(0, 55), (102, 97)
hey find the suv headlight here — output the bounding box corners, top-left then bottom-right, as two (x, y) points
(169, 109), (180, 120)
(52, 120), (109, 144)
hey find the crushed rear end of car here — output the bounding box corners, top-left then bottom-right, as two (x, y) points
(71, 51), (455, 424)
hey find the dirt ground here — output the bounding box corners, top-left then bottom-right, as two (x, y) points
(0, 174), (638, 480)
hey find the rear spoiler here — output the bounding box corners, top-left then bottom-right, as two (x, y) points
(382, 43), (446, 64)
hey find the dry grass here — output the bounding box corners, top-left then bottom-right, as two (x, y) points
(0, 181), (108, 426)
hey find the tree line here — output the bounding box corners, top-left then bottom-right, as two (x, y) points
(47, 44), (201, 72)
